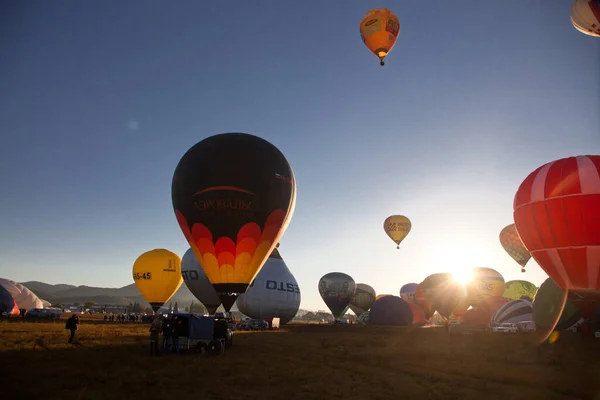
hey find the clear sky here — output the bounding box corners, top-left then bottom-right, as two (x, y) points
(1, 1), (599, 311)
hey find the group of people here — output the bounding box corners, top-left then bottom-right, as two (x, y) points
(149, 314), (185, 356)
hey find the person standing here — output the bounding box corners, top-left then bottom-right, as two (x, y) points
(149, 316), (162, 356)
(65, 314), (80, 343)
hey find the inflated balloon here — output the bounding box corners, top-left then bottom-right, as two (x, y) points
(181, 248), (221, 314)
(383, 215), (411, 249)
(360, 8), (400, 66)
(503, 280), (538, 301)
(172, 133), (296, 311)
(532, 278), (581, 332)
(236, 248), (301, 325)
(499, 224), (531, 272)
(132, 249), (183, 312)
(491, 299), (533, 325)
(318, 272), (356, 319)
(413, 284), (434, 319)
(409, 302), (426, 325)
(349, 283), (376, 316)
(421, 273), (468, 319)
(567, 290), (600, 319)
(513, 155), (600, 293)
(376, 294), (393, 300)
(0, 284), (19, 316)
(369, 296), (413, 326)
(570, 0), (600, 37)
(0, 279), (44, 311)
(466, 267), (505, 305)
(399, 283), (418, 303)
(462, 296), (510, 327)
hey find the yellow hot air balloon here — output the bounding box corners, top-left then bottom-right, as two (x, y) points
(383, 215), (411, 249)
(360, 8), (400, 66)
(466, 267), (505, 306)
(132, 249), (183, 312)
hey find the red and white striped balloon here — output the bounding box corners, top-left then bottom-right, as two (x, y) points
(513, 155), (600, 292)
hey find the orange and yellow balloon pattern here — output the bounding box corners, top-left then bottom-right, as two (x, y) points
(383, 215), (411, 249)
(360, 8), (400, 65)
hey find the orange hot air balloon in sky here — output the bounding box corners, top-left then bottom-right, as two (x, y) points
(499, 223), (531, 272)
(360, 8), (400, 66)
(513, 155), (600, 294)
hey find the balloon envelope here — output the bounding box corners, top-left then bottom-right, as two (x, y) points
(499, 223), (531, 271)
(409, 302), (426, 325)
(503, 280), (538, 301)
(172, 132), (296, 311)
(463, 296), (511, 327)
(236, 248), (301, 325)
(421, 273), (468, 319)
(0, 279), (43, 311)
(369, 296), (413, 326)
(532, 278), (581, 332)
(318, 272), (356, 319)
(513, 155), (600, 293)
(399, 283), (418, 303)
(132, 249), (183, 312)
(0, 284), (19, 316)
(492, 299), (533, 325)
(181, 248), (221, 314)
(466, 267), (505, 306)
(570, 0), (600, 37)
(360, 8), (400, 65)
(413, 284), (434, 319)
(383, 215), (411, 248)
(349, 283), (376, 316)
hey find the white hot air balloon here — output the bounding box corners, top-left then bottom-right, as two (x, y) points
(0, 279), (44, 311)
(181, 248), (221, 315)
(570, 0), (600, 37)
(236, 248), (301, 325)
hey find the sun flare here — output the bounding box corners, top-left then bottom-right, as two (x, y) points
(451, 267), (474, 287)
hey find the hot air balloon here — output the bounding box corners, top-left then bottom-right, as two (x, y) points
(0, 279), (44, 311)
(383, 215), (411, 249)
(0, 284), (19, 316)
(570, 0), (600, 37)
(357, 311), (370, 324)
(413, 284), (434, 319)
(503, 280), (538, 301)
(132, 249), (183, 312)
(533, 278), (582, 332)
(466, 267), (505, 306)
(513, 155), (600, 294)
(318, 273), (356, 319)
(181, 248), (221, 314)
(349, 283), (376, 316)
(567, 290), (600, 319)
(376, 294), (393, 300)
(462, 296), (511, 327)
(421, 273), (469, 319)
(409, 303), (427, 325)
(369, 296), (413, 326)
(172, 133), (296, 312)
(236, 248), (301, 325)
(491, 299), (533, 325)
(499, 224), (531, 272)
(399, 283), (418, 303)
(360, 8), (400, 66)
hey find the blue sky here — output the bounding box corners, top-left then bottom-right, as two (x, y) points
(0, 1), (598, 311)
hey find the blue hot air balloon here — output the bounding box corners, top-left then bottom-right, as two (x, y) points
(369, 295), (413, 326)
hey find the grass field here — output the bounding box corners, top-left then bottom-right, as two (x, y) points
(1, 318), (599, 400)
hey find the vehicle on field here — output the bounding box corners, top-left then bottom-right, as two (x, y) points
(492, 322), (518, 334)
(25, 308), (63, 320)
(515, 321), (536, 333)
(170, 313), (233, 355)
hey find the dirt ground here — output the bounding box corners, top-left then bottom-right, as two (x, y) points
(1, 318), (599, 400)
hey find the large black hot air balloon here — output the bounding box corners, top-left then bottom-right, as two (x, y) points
(172, 133), (296, 312)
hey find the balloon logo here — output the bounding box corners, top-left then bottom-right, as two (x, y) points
(466, 267), (505, 306)
(360, 8), (400, 66)
(172, 133), (296, 311)
(513, 155), (600, 293)
(132, 249), (183, 312)
(383, 215), (411, 249)
(499, 223), (531, 272)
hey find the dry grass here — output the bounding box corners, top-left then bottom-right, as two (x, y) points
(1, 320), (599, 400)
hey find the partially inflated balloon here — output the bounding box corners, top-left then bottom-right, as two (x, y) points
(349, 283), (376, 316)
(414, 284), (434, 319)
(376, 294), (393, 301)
(132, 249), (183, 312)
(399, 283), (418, 303)
(172, 133), (296, 311)
(466, 267), (505, 306)
(499, 224), (531, 272)
(383, 215), (411, 249)
(360, 8), (400, 66)
(570, 0), (600, 37)
(533, 278), (581, 334)
(503, 280), (537, 301)
(421, 273), (468, 319)
(0, 279), (44, 311)
(492, 299), (533, 325)
(318, 273), (356, 319)
(0, 284), (19, 316)
(369, 296), (413, 326)
(181, 248), (221, 314)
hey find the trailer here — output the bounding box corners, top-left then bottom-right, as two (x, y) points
(171, 313), (233, 355)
